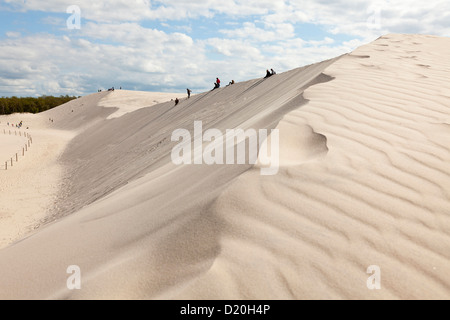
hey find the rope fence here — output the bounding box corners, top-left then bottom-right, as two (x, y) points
(2, 128), (33, 171)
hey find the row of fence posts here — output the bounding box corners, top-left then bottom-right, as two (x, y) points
(3, 129), (33, 170)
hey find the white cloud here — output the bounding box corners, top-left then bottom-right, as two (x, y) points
(5, 31), (21, 38)
(4, 1), (449, 39)
(3, 0), (274, 22)
(206, 38), (262, 58)
(219, 22), (296, 42)
(1, 0), (450, 96)
(41, 15), (65, 26)
(0, 24), (213, 96)
(4, 0), (450, 36)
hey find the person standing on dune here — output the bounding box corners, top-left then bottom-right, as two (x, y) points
(187, 88), (192, 99)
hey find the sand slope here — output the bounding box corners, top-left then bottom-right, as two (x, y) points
(0, 34), (449, 300)
(175, 34), (450, 300)
(99, 90), (185, 120)
(0, 116), (74, 248)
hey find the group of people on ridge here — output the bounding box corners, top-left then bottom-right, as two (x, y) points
(175, 88), (192, 106)
(174, 69), (277, 106)
(265, 68), (277, 78)
(213, 78), (235, 89)
(6, 121), (24, 128)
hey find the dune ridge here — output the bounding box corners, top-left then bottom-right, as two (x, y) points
(0, 34), (449, 300)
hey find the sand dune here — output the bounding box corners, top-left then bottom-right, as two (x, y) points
(0, 34), (449, 300)
(182, 34), (450, 300)
(99, 90), (185, 119)
(0, 132), (28, 169)
(0, 116), (74, 248)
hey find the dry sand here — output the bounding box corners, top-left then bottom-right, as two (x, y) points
(0, 34), (448, 300)
(99, 90), (186, 119)
(0, 117), (73, 248)
(0, 90), (181, 247)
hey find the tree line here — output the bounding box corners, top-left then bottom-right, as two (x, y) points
(0, 95), (78, 115)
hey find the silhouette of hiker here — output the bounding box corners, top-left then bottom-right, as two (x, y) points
(175, 98), (179, 106)
(271, 68), (276, 75)
(187, 88), (192, 98)
(264, 69), (272, 78)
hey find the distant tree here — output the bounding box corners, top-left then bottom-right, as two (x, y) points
(0, 95), (78, 115)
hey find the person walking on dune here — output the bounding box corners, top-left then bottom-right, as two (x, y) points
(187, 88), (192, 99)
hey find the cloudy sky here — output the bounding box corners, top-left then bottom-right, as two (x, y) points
(0, 0), (449, 97)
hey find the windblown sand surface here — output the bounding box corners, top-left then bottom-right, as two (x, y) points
(0, 117), (73, 248)
(0, 133), (27, 165)
(0, 34), (449, 299)
(99, 90), (185, 119)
